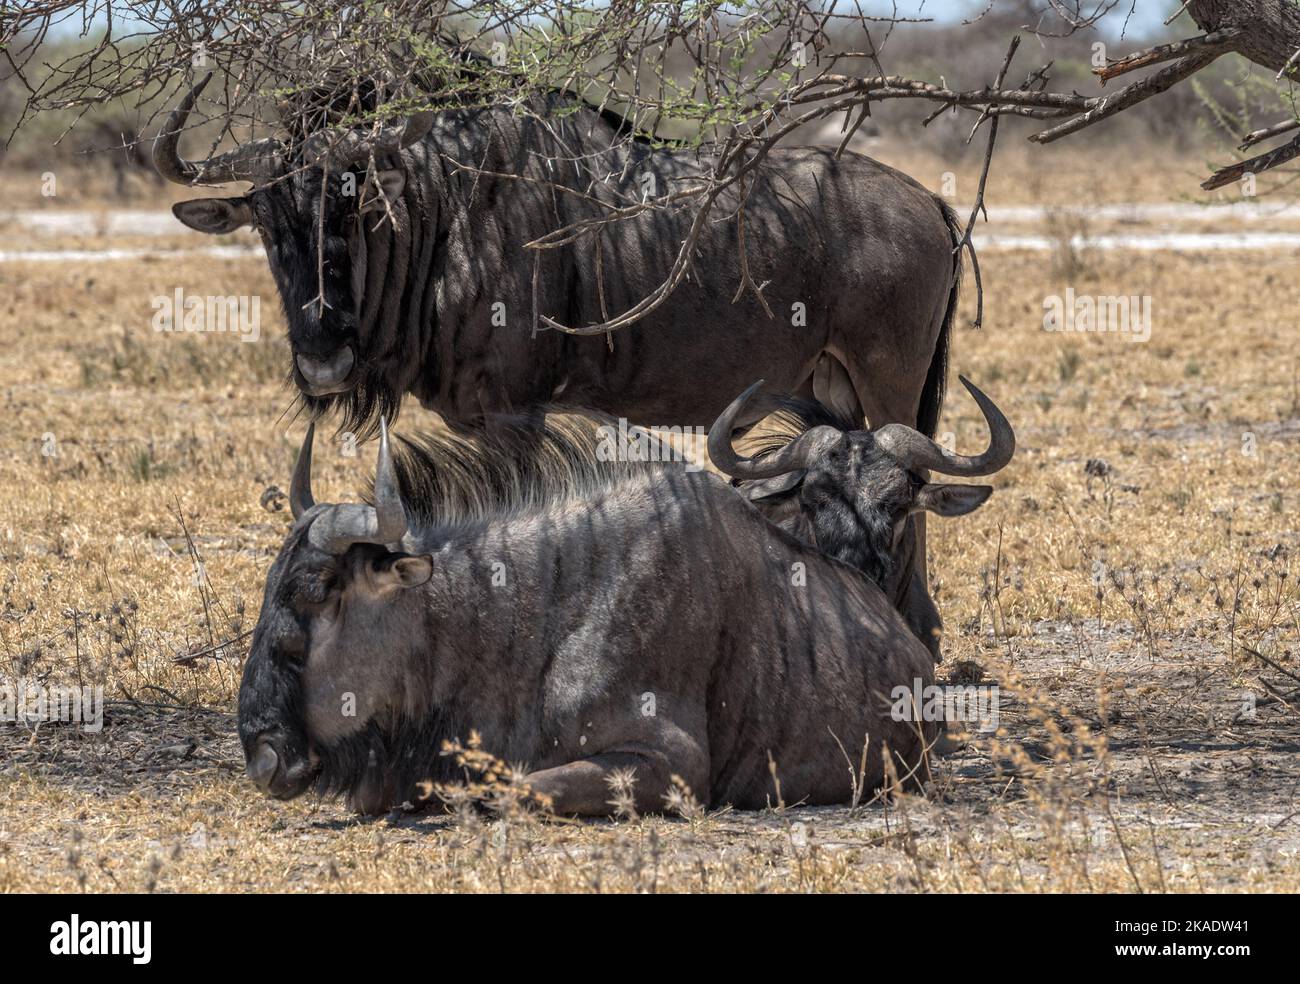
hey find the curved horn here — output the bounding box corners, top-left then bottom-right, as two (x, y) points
(372, 417), (408, 544)
(306, 419), (409, 554)
(302, 108), (435, 168)
(152, 73), (212, 184)
(873, 375), (1016, 477)
(153, 73), (281, 185)
(707, 380), (842, 481)
(290, 422), (317, 520)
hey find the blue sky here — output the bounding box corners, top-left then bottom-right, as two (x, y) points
(57, 2), (1177, 41)
(906, 1), (1171, 35)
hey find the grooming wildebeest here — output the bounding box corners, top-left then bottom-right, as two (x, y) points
(236, 410), (1011, 816)
(707, 376), (1016, 661)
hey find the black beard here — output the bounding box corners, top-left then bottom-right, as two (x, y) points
(295, 361), (406, 440)
(312, 707), (461, 812)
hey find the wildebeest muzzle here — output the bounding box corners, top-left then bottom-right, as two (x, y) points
(246, 730), (319, 800)
(294, 344), (358, 396)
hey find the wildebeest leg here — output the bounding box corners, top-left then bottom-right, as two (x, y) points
(903, 565), (943, 662)
(811, 352), (863, 425)
(524, 746), (688, 817)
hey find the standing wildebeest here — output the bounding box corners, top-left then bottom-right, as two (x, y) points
(155, 71), (965, 652)
(153, 74), (962, 439)
(707, 376), (1016, 661)
(235, 402), (1019, 816)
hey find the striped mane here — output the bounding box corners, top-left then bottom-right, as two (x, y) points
(378, 413), (678, 529)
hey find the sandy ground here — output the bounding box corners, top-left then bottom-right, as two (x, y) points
(3, 627), (1297, 893)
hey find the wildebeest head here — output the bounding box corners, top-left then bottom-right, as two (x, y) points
(708, 375), (1015, 588)
(238, 419), (437, 814)
(153, 74), (431, 404)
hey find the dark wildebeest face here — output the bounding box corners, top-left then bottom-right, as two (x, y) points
(708, 376), (1015, 649)
(238, 420), (434, 813)
(153, 74), (428, 399)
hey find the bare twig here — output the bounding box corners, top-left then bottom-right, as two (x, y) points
(1240, 118), (1300, 152)
(1093, 29), (1242, 84)
(1203, 133), (1300, 190)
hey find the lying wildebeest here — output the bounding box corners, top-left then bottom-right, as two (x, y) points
(236, 405), (1015, 816)
(707, 376), (1016, 661)
(154, 74), (962, 442)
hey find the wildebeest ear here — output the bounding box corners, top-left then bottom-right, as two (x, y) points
(912, 483), (992, 517)
(359, 169), (406, 213)
(171, 197), (253, 234)
(741, 470), (806, 502)
(373, 553), (433, 590)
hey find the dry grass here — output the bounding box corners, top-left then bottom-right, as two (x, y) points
(1, 148), (1299, 893)
(871, 137), (1291, 208)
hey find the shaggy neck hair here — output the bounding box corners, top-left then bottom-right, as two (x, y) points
(742, 396), (860, 452)
(372, 412), (673, 533)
